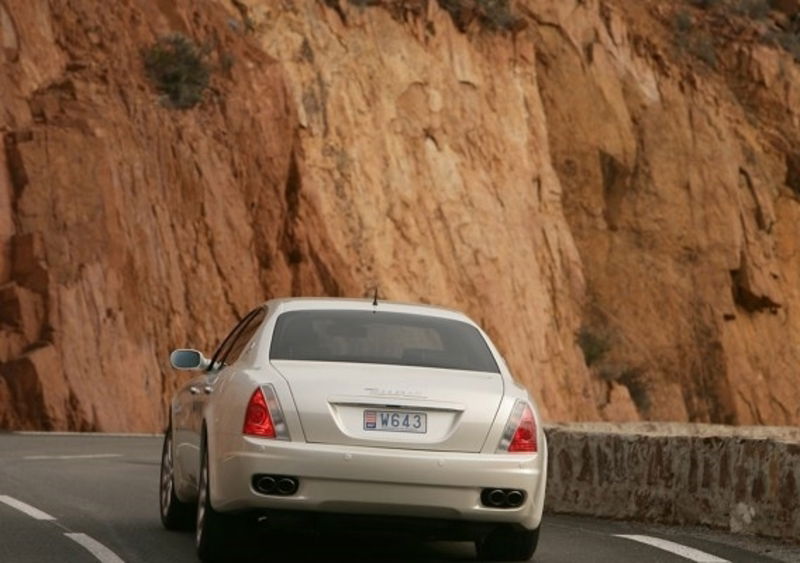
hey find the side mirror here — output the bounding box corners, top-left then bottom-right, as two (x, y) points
(170, 349), (211, 371)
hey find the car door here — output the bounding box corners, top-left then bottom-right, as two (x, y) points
(173, 367), (210, 493)
(181, 307), (267, 486)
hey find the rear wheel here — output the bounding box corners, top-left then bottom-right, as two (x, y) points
(476, 525), (540, 561)
(159, 426), (193, 530)
(196, 435), (233, 562)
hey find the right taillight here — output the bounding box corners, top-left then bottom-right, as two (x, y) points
(243, 384), (290, 440)
(497, 401), (538, 453)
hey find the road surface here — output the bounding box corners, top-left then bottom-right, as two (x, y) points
(0, 433), (797, 562)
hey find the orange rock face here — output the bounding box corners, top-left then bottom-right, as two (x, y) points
(532, 0), (800, 425)
(0, 0), (798, 430)
(0, 0), (350, 430)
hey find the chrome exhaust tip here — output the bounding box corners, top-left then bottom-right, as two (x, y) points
(255, 476), (276, 494)
(487, 489), (506, 507)
(481, 487), (526, 508)
(506, 490), (524, 507)
(276, 477), (298, 495)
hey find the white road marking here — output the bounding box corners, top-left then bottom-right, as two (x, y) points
(615, 534), (730, 562)
(0, 495), (56, 520)
(23, 454), (122, 460)
(65, 533), (126, 563)
(14, 431), (162, 438)
(0, 495), (126, 562)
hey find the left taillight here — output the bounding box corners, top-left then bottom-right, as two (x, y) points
(497, 400), (538, 453)
(243, 384), (289, 440)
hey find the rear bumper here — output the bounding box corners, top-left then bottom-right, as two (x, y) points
(210, 435), (546, 530)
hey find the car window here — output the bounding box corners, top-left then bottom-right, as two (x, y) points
(209, 307), (264, 370)
(269, 310), (499, 373)
(224, 308), (267, 365)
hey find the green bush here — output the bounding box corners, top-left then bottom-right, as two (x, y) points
(437, 0), (522, 32)
(767, 30), (800, 61)
(617, 368), (650, 411)
(691, 0), (724, 8)
(477, 0), (518, 30)
(690, 34), (718, 67)
(576, 327), (611, 367)
(673, 10), (717, 68)
(732, 0), (771, 19)
(673, 10), (693, 34)
(143, 34), (211, 109)
(691, 0), (772, 18)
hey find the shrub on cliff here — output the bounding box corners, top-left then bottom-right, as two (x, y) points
(143, 34), (211, 110)
(576, 327), (611, 367)
(672, 10), (718, 68)
(731, 0), (771, 19)
(692, 0), (769, 17)
(767, 29), (800, 61)
(437, 0), (524, 32)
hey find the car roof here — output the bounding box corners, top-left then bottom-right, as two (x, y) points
(264, 297), (475, 324)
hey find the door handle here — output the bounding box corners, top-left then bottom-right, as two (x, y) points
(189, 385), (201, 395)
(203, 384), (213, 394)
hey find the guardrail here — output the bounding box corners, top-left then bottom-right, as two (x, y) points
(544, 423), (800, 541)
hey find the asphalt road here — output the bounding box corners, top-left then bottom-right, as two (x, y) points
(1, 433), (798, 563)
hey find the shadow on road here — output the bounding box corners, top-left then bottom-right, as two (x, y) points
(230, 529), (476, 562)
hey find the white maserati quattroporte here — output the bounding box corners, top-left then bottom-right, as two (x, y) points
(160, 298), (547, 561)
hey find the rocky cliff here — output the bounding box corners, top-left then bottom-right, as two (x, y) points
(1, 0), (798, 431)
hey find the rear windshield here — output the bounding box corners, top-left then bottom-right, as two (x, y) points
(269, 310), (499, 373)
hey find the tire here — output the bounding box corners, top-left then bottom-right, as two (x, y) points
(476, 525), (540, 561)
(196, 433), (233, 562)
(159, 426), (194, 530)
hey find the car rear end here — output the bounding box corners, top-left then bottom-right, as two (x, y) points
(205, 300), (546, 554)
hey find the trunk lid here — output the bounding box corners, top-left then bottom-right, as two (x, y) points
(271, 360), (503, 452)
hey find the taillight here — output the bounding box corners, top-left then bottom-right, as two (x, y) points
(497, 401), (538, 453)
(243, 385), (290, 439)
(243, 388), (275, 437)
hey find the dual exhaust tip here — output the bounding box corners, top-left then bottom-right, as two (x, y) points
(255, 476), (522, 506)
(252, 474), (299, 496)
(481, 488), (526, 509)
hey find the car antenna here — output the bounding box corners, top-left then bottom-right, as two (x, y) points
(372, 286), (379, 308)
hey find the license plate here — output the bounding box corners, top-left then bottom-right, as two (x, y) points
(363, 409), (427, 433)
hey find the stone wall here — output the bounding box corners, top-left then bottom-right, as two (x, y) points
(545, 423), (800, 541)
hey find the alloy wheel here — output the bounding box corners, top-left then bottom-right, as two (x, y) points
(160, 434), (173, 518)
(196, 453), (208, 546)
